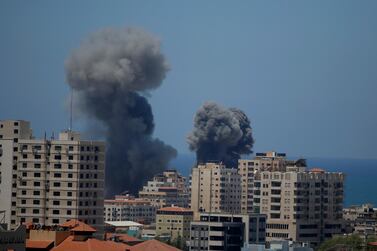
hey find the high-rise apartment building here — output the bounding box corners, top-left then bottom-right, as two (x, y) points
(104, 195), (157, 224)
(190, 162), (241, 215)
(139, 170), (189, 208)
(238, 151), (306, 214)
(0, 120), (105, 232)
(252, 168), (344, 247)
(0, 120), (33, 229)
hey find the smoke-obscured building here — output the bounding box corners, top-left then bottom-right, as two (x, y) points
(189, 212), (266, 251)
(138, 170), (189, 208)
(0, 120), (105, 232)
(104, 195), (157, 224)
(190, 162), (241, 215)
(252, 168), (344, 247)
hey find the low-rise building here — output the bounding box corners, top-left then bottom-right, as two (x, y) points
(0, 223), (26, 251)
(190, 212), (266, 251)
(156, 206), (193, 248)
(139, 170), (189, 208)
(104, 195), (157, 224)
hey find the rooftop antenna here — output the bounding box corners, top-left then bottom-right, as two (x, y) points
(69, 88), (73, 132)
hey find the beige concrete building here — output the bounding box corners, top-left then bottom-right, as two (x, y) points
(238, 151), (307, 215)
(0, 120), (106, 232)
(190, 162), (241, 215)
(156, 206), (193, 247)
(104, 195), (157, 224)
(139, 170), (189, 208)
(0, 120), (33, 229)
(252, 168), (344, 247)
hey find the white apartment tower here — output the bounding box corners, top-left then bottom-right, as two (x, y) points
(0, 120), (105, 232)
(190, 162), (241, 215)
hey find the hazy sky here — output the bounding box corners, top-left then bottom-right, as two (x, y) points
(1, 1), (377, 159)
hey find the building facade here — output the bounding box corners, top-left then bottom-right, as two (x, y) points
(190, 162), (241, 215)
(238, 151), (306, 215)
(0, 120), (106, 232)
(0, 120), (33, 229)
(252, 168), (344, 247)
(139, 170), (189, 208)
(104, 195), (157, 224)
(190, 212), (266, 251)
(156, 206), (194, 247)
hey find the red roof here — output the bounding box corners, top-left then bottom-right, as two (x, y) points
(157, 206), (192, 213)
(368, 242), (377, 246)
(60, 219), (96, 232)
(26, 240), (54, 249)
(130, 239), (181, 251)
(51, 236), (130, 251)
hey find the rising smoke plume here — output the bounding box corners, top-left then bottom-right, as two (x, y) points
(65, 27), (177, 196)
(187, 102), (254, 167)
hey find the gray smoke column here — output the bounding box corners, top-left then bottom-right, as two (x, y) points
(187, 102), (254, 167)
(65, 27), (177, 196)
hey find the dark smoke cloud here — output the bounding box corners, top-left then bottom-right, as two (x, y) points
(65, 27), (177, 196)
(187, 102), (254, 167)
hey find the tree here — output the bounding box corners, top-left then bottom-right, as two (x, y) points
(318, 235), (363, 251)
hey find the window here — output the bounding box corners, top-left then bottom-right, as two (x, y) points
(33, 209), (39, 214)
(33, 191), (40, 196)
(33, 200), (40, 205)
(54, 146), (62, 151)
(34, 172), (41, 177)
(54, 164), (61, 169)
(32, 218), (39, 223)
(23, 154), (27, 159)
(22, 172), (27, 177)
(34, 155), (41, 159)
(52, 219), (59, 224)
(53, 210), (59, 214)
(34, 182), (41, 187)
(22, 190), (27, 195)
(68, 182), (72, 187)
(14, 122), (19, 126)
(53, 201), (60, 205)
(69, 146), (74, 151)
(21, 208), (26, 213)
(54, 155), (61, 160)
(68, 155), (73, 160)
(67, 192), (72, 197)
(67, 201), (72, 206)
(53, 191), (60, 196)
(54, 173), (61, 178)
(68, 173), (73, 178)
(34, 163), (41, 168)
(53, 182), (60, 187)
(22, 163), (27, 168)
(14, 129), (19, 134)
(67, 210), (72, 215)
(68, 164), (73, 169)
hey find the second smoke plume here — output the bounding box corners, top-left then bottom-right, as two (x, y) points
(65, 27), (177, 196)
(187, 102), (254, 167)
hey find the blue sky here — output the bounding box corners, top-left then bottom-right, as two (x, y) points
(1, 1), (377, 159)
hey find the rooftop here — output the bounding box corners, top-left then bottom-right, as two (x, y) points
(157, 206), (193, 213)
(51, 236), (130, 251)
(60, 219), (97, 232)
(129, 239), (181, 251)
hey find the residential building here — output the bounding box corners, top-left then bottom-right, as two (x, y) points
(238, 151), (306, 214)
(0, 120), (33, 228)
(139, 170), (189, 208)
(190, 212), (266, 251)
(343, 204), (377, 237)
(252, 168), (345, 247)
(0, 120), (106, 232)
(190, 162), (241, 215)
(156, 206), (193, 247)
(104, 195), (157, 224)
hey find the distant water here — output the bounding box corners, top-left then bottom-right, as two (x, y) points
(169, 154), (377, 207)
